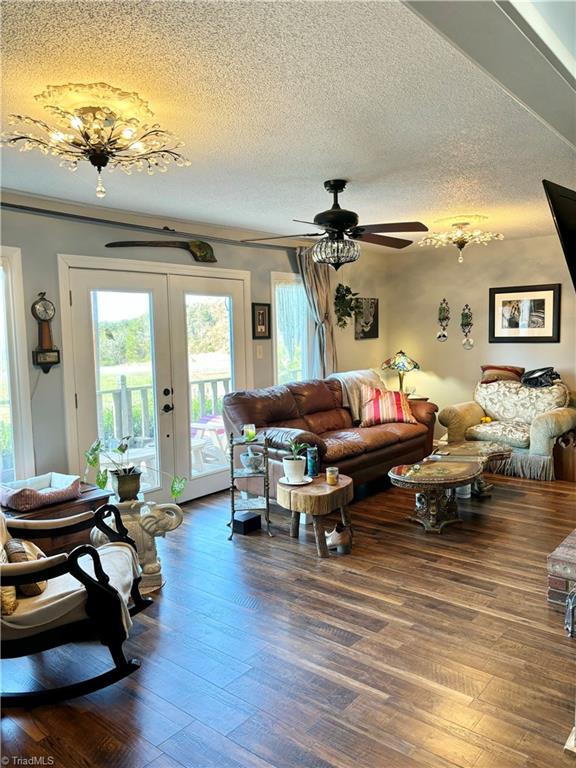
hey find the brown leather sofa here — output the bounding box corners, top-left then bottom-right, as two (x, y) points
(223, 377), (438, 493)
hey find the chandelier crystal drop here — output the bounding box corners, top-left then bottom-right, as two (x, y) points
(310, 236), (361, 270)
(1, 82), (191, 198)
(419, 215), (503, 263)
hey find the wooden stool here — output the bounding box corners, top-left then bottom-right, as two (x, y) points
(276, 475), (354, 558)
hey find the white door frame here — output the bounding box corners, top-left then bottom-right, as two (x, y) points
(58, 252), (253, 474)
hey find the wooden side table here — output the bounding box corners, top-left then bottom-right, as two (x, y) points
(2, 483), (111, 554)
(276, 475), (354, 558)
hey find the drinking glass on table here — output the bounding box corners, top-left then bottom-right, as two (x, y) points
(243, 423), (256, 441)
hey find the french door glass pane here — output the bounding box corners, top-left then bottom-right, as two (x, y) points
(185, 294), (232, 479)
(0, 267), (16, 482)
(90, 290), (160, 492)
(274, 280), (309, 383)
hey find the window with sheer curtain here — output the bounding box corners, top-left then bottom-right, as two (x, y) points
(271, 273), (312, 384)
(0, 249), (34, 482)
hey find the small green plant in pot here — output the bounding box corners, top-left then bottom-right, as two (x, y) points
(85, 435), (141, 501)
(282, 439), (309, 484)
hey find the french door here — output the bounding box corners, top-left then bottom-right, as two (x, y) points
(69, 267), (248, 502)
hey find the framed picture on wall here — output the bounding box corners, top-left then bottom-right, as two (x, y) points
(354, 298), (379, 340)
(489, 284), (561, 343)
(252, 302), (271, 339)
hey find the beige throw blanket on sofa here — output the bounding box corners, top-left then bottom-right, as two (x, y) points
(328, 369), (385, 423)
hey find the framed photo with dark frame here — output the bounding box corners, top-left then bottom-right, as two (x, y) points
(252, 302), (271, 339)
(489, 284), (561, 343)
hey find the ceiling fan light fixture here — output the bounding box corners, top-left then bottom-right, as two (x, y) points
(419, 215), (503, 263)
(310, 236), (361, 270)
(1, 82), (190, 198)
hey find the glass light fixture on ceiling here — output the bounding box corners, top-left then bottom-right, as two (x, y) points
(310, 236), (361, 270)
(418, 215), (503, 263)
(1, 82), (191, 198)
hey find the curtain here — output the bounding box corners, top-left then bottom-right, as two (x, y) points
(296, 247), (338, 377)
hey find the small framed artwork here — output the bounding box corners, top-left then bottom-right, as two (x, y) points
(489, 284), (561, 343)
(252, 302), (271, 339)
(354, 298), (379, 340)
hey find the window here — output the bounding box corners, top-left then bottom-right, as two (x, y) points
(0, 247), (34, 482)
(271, 272), (312, 384)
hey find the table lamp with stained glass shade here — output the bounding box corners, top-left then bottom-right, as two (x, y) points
(382, 351), (420, 393)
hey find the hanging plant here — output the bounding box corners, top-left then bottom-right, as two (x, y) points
(334, 283), (362, 329)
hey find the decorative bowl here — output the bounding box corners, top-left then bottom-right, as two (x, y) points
(240, 450), (264, 472)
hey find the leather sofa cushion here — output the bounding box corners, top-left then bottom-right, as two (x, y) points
(288, 380), (340, 415)
(379, 422), (428, 442)
(305, 408), (353, 435)
(352, 426), (401, 450)
(223, 385), (300, 427)
(322, 430), (367, 461)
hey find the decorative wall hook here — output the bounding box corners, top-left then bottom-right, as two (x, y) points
(437, 298), (450, 342)
(461, 304), (474, 350)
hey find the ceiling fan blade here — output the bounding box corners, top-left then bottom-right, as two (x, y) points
(293, 219), (339, 233)
(352, 221), (428, 235)
(352, 233), (413, 249)
(241, 233), (320, 242)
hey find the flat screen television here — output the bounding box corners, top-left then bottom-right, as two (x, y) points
(542, 179), (576, 291)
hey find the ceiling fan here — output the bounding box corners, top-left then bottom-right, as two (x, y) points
(242, 179), (428, 268)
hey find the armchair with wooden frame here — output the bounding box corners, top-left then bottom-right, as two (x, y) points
(1, 504), (152, 708)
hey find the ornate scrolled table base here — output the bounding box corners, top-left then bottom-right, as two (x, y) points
(91, 500), (183, 593)
(390, 461), (483, 534)
(414, 489), (461, 532)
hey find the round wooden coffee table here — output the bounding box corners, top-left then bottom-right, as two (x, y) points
(276, 475), (354, 558)
(389, 461), (482, 533)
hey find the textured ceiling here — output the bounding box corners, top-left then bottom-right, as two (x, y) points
(1, 0), (574, 247)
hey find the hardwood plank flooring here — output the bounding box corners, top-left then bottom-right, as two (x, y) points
(2, 475), (575, 767)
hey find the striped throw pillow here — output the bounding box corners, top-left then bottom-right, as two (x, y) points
(360, 386), (417, 427)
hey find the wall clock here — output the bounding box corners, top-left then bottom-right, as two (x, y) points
(31, 292), (60, 373)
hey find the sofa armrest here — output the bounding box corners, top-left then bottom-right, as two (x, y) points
(409, 401), (438, 427)
(258, 427), (327, 458)
(530, 407), (576, 456)
(438, 401), (486, 443)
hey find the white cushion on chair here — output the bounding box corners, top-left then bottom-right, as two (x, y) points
(465, 420), (531, 448)
(1, 543), (139, 641)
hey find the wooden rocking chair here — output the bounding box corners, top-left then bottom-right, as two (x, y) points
(1, 504), (152, 707)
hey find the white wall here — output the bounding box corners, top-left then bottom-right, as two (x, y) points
(330, 251), (389, 372)
(384, 234), (575, 413)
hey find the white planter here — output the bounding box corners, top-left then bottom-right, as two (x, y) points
(282, 456), (306, 483)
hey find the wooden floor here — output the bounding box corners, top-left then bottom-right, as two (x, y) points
(2, 475), (576, 767)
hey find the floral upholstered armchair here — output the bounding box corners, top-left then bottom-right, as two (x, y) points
(438, 380), (576, 480)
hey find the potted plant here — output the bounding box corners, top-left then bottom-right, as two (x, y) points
(84, 435), (141, 501)
(334, 283), (362, 329)
(283, 439), (309, 483)
(85, 437), (187, 503)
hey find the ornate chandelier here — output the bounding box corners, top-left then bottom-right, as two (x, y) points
(310, 236), (361, 270)
(1, 82), (190, 198)
(419, 215), (503, 263)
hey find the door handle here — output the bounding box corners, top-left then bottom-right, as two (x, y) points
(162, 404), (174, 413)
